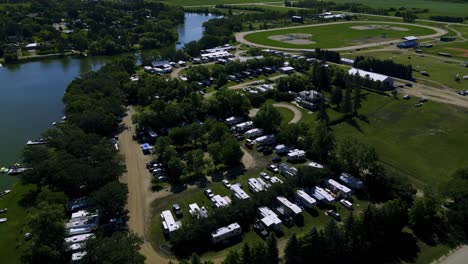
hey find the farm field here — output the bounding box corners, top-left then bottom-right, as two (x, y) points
(331, 92), (468, 187)
(344, 50), (468, 90)
(243, 22), (437, 49)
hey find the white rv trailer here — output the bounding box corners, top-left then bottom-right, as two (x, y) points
(255, 135), (276, 146)
(230, 183), (250, 200)
(310, 186), (335, 205)
(211, 195), (232, 208)
(161, 210), (182, 234)
(65, 233), (94, 244)
(327, 179), (352, 197)
(248, 178), (266, 193)
(276, 196), (302, 216)
(244, 128), (263, 139)
(295, 189), (316, 209)
(258, 206), (282, 231)
(211, 222), (242, 244)
(339, 173), (364, 189)
(286, 149), (306, 162)
(188, 203), (208, 219)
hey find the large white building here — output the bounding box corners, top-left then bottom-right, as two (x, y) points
(230, 183), (250, 200)
(161, 210), (182, 234)
(348, 68), (394, 87)
(258, 206), (282, 231)
(211, 222), (242, 244)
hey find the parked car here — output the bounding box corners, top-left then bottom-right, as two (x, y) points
(340, 199), (353, 210)
(236, 134), (244, 141)
(260, 172), (271, 181)
(328, 210), (341, 221)
(245, 139), (254, 149)
(419, 97), (428, 102)
(222, 180), (231, 188)
(263, 147), (273, 156)
(257, 145), (265, 153)
(272, 156), (281, 163)
(172, 204), (183, 218)
(458, 90), (467, 96)
(158, 176), (168, 182)
(267, 164), (279, 174)
(204, 188), (214, 198)
(0, 208), (7, 214)
(24, 233), (32, 241)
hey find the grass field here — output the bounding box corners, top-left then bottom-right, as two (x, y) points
(0, 183), (35, 264)
(344, 50), (468, 90)
(331, 92), (468, 187)
(244, 22), (436, 49)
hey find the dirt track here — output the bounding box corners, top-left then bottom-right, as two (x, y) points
(236, 21), (447, 52)
(273, 103), (302, 124)
(119, 107), (173, 264)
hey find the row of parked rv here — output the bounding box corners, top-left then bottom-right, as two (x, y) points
(242, 84), (275, 94)
(143, 61), (187, 75)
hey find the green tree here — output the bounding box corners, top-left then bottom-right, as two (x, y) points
(90, 181), (128, 222)
(353, 85), (362, 113)
(341, 86), (352, 114)
(253, 103), (282, 134)
(330, 86), (342, 107)
(444, 167), (468, 240)
(83, 232), (145, 263)
(223, 250), (241, 264)
(305, 122), (335, 163)
(315, 101), (329, 125)
(190, 253), (201, 264)
(21, 203), (67, 264)
(336, 137), (378, 175)
(221, 136), (243, 167)
(266, 233), (279, 264)
(240, 243), (252, 264)
(284, 234), (300, 264)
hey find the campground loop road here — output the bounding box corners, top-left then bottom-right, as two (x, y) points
(235, 21), (448, 52)
(273, 103), (302, 124)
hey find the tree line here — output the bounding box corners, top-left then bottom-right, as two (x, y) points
(20, 56), (146, 263)
(354, 56), (413, 80)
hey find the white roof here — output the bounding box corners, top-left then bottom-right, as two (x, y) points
(72, 251), (87, 261)
(69, 242), (84, 251)
(161, 210), (181, 233)
(230, 183), (250, 200)
(201, 51), (230, 58)
(212, 222), (241, 239)
(236, 121), (253, 128)
(311, 186), (335, 202)
(404, 36), (418, 41)
(211, 195), (231, 208)
(189, 203), (208, 218)
(277, 196), (302, 215)
(245, 128), (262, 134)
(340, 58), (354, 63)
(258, 207), (282, 228)
(296, 189), (316, 206)
(349, 68), (391, 82)
(65, 233), (94, 244)
(307, 162), (324, 169)
(328, 179), (352, 194)
(280, 66), (295, 71)
(68, 227), (92, 236)
(71, 210), (90, 219)
(248, 178), (265, 192)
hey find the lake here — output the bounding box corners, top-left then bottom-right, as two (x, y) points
(0, 13), (219, 189)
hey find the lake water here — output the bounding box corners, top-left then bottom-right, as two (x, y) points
(0, 13), (218, 189)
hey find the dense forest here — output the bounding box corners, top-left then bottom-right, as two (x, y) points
(0, 0), (184, 62)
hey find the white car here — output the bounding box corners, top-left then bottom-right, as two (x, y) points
(222, 180), (231, 188)
(204, 188), (214, 198)
(0, 218), (7, 223)
(340, 199), (353, 210)
(260, 172), (271, 181)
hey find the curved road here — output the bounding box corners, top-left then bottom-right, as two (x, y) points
(273, 103), (302, 124)
(236, 21), (448, 52)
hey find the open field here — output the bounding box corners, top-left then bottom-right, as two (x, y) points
(344, 50), (468, 91)
(331, 92), (468, 187)
(242, 21), (439, 50)
(325, 0), (468, 19)
(0, 183), (35, 264)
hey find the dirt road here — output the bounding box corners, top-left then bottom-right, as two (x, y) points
(273, 103), (302, 123)
(119, 107), (173, 264)
(236, 21), (447, 52)
(241, 147), (255, 169)
(436, 245), (468, 264)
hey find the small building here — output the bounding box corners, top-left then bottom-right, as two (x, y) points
(24, 43), (39, 50)
(230, 183), (250, 200)
(211, 223), (242, 244)
(258, 207), (282, 231)
(188, 203), (208, 219)
(291, 16), (304, 23)
(276, 196), (302, 216)
(279, 66), (295, 74)
(295, 189), (316, 209)
(225, 116), (244, 126)
(161, 210), (182, 234)
(279, 163), (298, 177)
(326, 179), (352, 197)
(340, 58), (355, 66)
(348, 68), (394, 87)
(65, 234), (94, 244)
(255, 135), (276, 146)
(211, 195), (232, 208)
(310, 186), (335, 205)
(244, 128), (263, 139)
(339, 173), (364, 190)
(397, 40), (418, 49)
(286, 149), (306, 162)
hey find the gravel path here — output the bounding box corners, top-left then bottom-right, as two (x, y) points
(436, 245), (468, 264)
(236, 21), (448, 52)
(273, 102), (303, 123)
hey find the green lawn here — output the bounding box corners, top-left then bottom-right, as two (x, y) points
(331, 92), (468, 187)
(0, 183), (36, 264)
(344, 50), (468, 90)
(274, 105), (295, 125)
(325, 0), (468, 19)
(244, 22), (436, 49)
(157, 0), (282, 6)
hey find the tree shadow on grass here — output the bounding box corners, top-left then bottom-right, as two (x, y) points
(18, 188), (40, 208)
(170, 183), (187, 194)
(346, 118), (364, 133)
(357, 114), (370, 124)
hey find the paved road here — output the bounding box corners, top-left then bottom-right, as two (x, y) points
(236, 21), (448, 52)
(437, 245), (468, 264)
(273, 103), (303, 124)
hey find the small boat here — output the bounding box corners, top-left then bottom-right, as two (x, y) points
(0, 208), (7, 214)
(0, 167), (7, 173)
(0, 190), (11, 197)
(0, 218), (7, 223)
(26, 138), (48, 145)
(7, 167), (29, 175)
